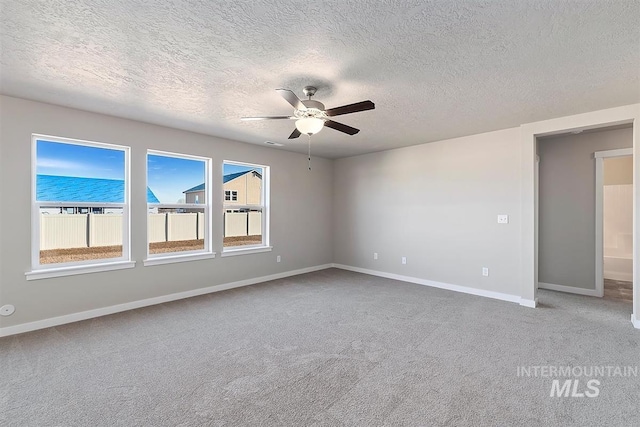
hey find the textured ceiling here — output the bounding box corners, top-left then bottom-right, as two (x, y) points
(1, 0), (639, 158)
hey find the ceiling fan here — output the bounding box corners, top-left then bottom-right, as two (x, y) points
(241, 86), (375, 139)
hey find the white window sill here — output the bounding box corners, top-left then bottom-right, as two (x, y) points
(26, 261), (136, 281)
(143, 252), (216, 266)
(221, 246), (273, 257)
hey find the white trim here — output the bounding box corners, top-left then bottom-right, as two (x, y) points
(519, 298), (538, 308)
(3, 264), (333, 337)
(632, 313), (640, 329)
(595, 148), (633, 298)
(223, 159), (268, 169)
(31, 135), (39, 270)
(595, 156), (604, 297)
(520, 104), (639, 319)
(143, 252), (216, 266)
(604, 271), (634, 282)
(147, 149), (211, 162)
(220, 246), (273, 257)
(331, 264), (522, 304)
(538, 282), (601, 297)
(146, 150), (212, 257)
(148, 203), (206, 210)
(32, 133), (130, 151)
(594, 148), (633, 158)
(25, 261), (136, 281)
(32, 134), (132, 270)
(223, 160), (269, 249)
(123, 138), (131, 262)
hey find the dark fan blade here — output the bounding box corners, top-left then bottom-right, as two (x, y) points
(325, 100), (375, 117)
(288, 128), (302, 139)
(241, 116), (295, 121)
(276, 89), (306, 111)
(324, 120), (360, 135)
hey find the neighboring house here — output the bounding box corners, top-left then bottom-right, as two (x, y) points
(183, 170), (262, 206)
(37, 175), (159, 214)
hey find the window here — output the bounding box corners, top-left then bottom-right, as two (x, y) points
(222, 161), (269, 252)
(30, 135), (131, 275)
(224, 190), (238, 201)
(146, 151), (212, 262)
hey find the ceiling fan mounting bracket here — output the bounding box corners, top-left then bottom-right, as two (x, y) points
(303, 86), (317, 98)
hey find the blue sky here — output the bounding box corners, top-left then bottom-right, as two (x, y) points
(36, 140), (260, 204)
(148, 154), (205, 203)
(37, 140), (125, 180)
(223, 163), (255, 176)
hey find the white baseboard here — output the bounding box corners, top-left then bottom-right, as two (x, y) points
(519, 298), (538, 308)
(632, 313), (640, 329)
(604, 272), (633, 282)
(0, 264), (333, 338)
(538, 282), (601, 297)
(332, 263), (524, 305)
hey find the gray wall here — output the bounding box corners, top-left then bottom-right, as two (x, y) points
(538, 127), (633, 289)
(333, 127), (523, 297)
(0, 96), (333, 328)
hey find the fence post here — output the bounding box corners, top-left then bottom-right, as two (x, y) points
(164, 212), (169, 242)
(86, 213), (91, 247)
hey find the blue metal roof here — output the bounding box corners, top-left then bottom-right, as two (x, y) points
(37, 175), (159, 203)
(183, 183), (205, 193)
(184, 170), (262, 193)
(223, 171), (252, 184)
(146, 187), (160, 203)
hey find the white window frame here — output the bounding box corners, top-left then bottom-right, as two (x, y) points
(26, 134), (134, 280)
(144, 150), (214, 266)
(221, 160), (271, 256)
(224, 190), (238, 202)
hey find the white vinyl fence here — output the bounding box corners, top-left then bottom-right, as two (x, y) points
(224, 212), (262, 237)
(40, 214), (90, 250)
(40, 212), (261, 249)
(148, 213), (205, 243)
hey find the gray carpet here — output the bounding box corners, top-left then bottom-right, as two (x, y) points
(1, 268), (639, 426)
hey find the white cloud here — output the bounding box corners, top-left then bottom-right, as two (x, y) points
(37, 158), (87, 171)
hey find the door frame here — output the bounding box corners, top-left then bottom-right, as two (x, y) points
(595, 148), (633, 297)
(519, 103), (639, 328)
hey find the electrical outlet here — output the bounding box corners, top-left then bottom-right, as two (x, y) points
(482, 267), (489, 277)
(374, 252), (378, 260)
(497, 215), (509, 224)
(402, 257), (407, 265)
(276, 255), (281, 263)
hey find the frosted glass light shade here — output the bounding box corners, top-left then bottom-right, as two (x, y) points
(295, 117), (324, 135)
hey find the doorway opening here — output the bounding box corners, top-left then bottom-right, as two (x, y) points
(598, 150), (634, 302)
(521, 104), (638, 327)
(537, 125), (634, 307)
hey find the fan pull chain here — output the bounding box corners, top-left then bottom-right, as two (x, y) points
(307, 134), (312, 171)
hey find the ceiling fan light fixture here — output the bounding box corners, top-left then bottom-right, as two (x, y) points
(295, 117), (324, 135)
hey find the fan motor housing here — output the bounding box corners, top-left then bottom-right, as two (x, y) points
(301, 100), (325, 110)
(294, 100), (327, 119)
